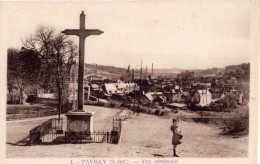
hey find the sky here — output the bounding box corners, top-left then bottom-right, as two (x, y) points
(0, 1), (251, 69)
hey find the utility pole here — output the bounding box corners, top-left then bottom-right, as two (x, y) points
(145, 66), (148, 79)
(138, 61), (142, 116)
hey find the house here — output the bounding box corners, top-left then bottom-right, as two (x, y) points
(103, 82), (138, 96)
(140, 92), (167, 106)
(171, 89), (182, 102)
(37, 91), (56, 99)
(162, 87), (182, 103)
(90, 84), (104, 98)
(191, 89), (212, 107)
(36, 90), (58, 105)
(116, 82), (136, 94)
(104, 83), (121, 96)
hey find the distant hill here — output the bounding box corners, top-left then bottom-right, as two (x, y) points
(153, 68), (183, 74)
(85, 63), (126, 75)
(85, 63), (125, 79)
(85, 64), (182, 79)
(83, 63), (249, 80)
(222, 63), (250, 81)
(191, 68), (225, 77)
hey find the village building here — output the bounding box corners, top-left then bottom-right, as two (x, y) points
(89, 84), (104, 98)
(161, 86), (182, 103)
(140, 92), (167, 106)
(190, 89), (212, 107)
(103, 83), (121, 96)
(103, 82), (137, 97)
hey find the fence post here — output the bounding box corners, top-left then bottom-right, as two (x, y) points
(112, 118), (115, 130)
(107, 132), (109, 143)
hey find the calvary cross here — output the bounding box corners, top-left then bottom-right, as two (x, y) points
(62, 11), (103, 111)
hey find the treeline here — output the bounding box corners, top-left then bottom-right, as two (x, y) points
(192, 67), (224, 77)
(7, 26), (78, 115)
(85, 64), (127, 75)
(222, 63), (250, 81)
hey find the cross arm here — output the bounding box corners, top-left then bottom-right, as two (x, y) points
(84, 29), (104, 37)
(62, 29), (103, 37)
(62, 29), (80, 36)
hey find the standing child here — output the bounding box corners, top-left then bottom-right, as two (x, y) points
(171, 118), (183, 157)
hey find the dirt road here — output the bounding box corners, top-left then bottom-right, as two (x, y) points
(6, 105), (248, 158)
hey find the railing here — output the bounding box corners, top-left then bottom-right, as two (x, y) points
(29, 118), (63, 145)
(28, 118), (122, 145)
(30, 131), (111, 144)
(64, 131), (111, 144)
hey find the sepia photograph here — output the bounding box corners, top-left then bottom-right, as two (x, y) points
(0, 1), (259, 163)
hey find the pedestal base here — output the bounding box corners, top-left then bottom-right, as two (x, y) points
(65, 111), (94, 134)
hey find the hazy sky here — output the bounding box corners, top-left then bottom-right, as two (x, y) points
(1, 1), (250, 69)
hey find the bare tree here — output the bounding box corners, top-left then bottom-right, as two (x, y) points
(7, 48), (42, 104)
(23, 26), (78, 118)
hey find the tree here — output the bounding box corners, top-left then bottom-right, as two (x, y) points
(23, 26), (78, 118)
(176, 71), (194, 88)
(7, 48), (42, 104)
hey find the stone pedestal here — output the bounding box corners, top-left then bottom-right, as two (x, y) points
(65, 111), (94, 134)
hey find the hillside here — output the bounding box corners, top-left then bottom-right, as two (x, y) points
(84, 64), (124, 79)
(83, 63), (249, 80)
(191, 68), (225, 77)
(222, 63), (250, 81)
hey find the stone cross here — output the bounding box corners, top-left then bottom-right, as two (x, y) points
(62, 11), (103, 111)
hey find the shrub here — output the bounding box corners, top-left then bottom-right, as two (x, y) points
(108, 102), (116, 108)
(154, 109), (160, 116)
(150, 108), (157, 115)
(224, 106), (249, 134)
(161, 110), (170, 117)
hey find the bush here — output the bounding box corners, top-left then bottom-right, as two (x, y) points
(109, 102), (116, 108)
(154, 109), (160, 116)
(224, 106), (249, 134)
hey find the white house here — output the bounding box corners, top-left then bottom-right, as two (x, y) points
(191, 89), (212, 107)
